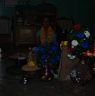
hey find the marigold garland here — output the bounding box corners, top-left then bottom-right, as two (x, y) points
(40, 25), (54, 44)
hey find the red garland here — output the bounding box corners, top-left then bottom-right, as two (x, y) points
(67, 47), (72, 53)
(73, 24), (80, 31)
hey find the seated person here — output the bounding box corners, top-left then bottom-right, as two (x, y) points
(33, 17), (61, 80)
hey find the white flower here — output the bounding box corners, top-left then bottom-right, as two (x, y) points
(71, 45), (74, 48)
(70, 55), (76, 59)
(84, 30), (90, 38)
(67, 54), (72, 58)
(70, 69), (77, 77)
(71, 40), (79, 46)
(67, 54), (76, 59)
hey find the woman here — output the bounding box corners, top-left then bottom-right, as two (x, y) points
(37, 17), (61, 80)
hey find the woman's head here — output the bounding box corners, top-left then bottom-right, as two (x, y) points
(42, 17), (50, 27)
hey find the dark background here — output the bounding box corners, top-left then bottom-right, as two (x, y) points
(0, 0), (95, 26)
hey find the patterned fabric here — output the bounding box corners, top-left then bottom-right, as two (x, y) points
(37, 42), (61, 66)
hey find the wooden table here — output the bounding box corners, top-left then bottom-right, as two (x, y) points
(7, 54), (27, 75)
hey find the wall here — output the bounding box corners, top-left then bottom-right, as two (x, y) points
(0, 0), (94, 25)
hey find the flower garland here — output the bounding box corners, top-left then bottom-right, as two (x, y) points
(68, 24), (92, 58)
(40, 25), (54, 44)
(40, 26), (46, 44)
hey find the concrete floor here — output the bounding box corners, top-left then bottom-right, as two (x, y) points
(0, 49), (95, 96)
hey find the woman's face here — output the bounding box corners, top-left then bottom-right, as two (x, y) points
(43, 18), (50, 27)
